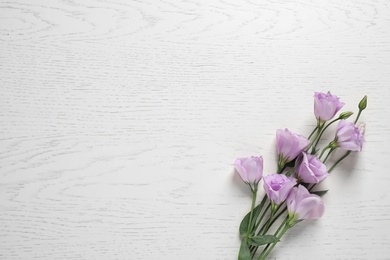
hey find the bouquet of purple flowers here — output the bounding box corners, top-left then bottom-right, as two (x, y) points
(234, 92), (367, 260)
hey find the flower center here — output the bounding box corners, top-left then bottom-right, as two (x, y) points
(270, 180), (284, 191)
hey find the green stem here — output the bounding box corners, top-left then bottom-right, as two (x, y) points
(246, 188), (258, 242)
(322, 147), (335, 163)
(308, 126), (318, 139)
(258, 222), (290, 260)
(318, 144), (331, 159)
(251, 195), (268, 232)
(284, 168), (294, 177)
(306, 123), (322, 152)
(251, 205), (286, 257)
(249, 195), (268, 253)
(257, 216), (288, 258)
(274, 216), (289, 236)
(354, 110), (362, 124)
(267, 206), (287, 230)
(328, 151), (352, 173)
(277, 156), (285, 173)
(261, 204), (276, 235)
(312, 118), (339, 152)
(253, 203), (271, 233)
(250, 202), (272, 255)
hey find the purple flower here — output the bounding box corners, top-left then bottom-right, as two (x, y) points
(335, 120), (365, 151)
(276, 129), (310, 163)
(287, 185), (325, 221)
(234, 156), (263, 184)
(296, 152), (329, 183)
(263, 174), (297, 205)
(314, 92), (344, 122)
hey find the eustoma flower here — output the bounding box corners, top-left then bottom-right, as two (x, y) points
(234, 156), (263, 186)
(314, 92), (344, 122)
(296, 152), (329, 183)
(335, 120), (365, 151)
(286, 185), (325, 223)
(263, 174), (296, 205)
(235, 93), (367, 260)
(276, 129), (310, 171)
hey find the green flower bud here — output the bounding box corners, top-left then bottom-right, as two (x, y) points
(338, 111), (353, 120)
(358, 95), (367, 111)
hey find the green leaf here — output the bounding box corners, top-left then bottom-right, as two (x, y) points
(238, 240), (251, 260)
(311, 190), (328, 197)
(239, 204), (262, 237)
(248, 235), (279, 246)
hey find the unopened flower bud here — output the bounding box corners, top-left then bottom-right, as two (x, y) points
(358, 95), (367, 111)
(339, 111), (353, 120)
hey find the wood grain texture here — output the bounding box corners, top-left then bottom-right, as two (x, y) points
(1, 0), (390, 259)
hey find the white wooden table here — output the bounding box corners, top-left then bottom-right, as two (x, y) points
(1, 0), (389, 259)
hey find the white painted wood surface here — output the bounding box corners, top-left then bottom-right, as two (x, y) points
(1, 0), (390, 259)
